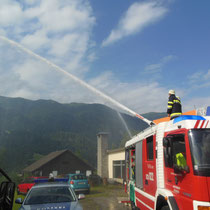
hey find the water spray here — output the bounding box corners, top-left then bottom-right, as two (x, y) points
(0, 36), (155, 126)
(117, 112), (132, 138)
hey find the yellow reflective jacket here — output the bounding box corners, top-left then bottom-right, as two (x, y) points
(167, 94), (182, 117)
(176, 152), (186, 168)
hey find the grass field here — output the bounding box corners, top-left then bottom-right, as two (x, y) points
(12, 191), (25, 210)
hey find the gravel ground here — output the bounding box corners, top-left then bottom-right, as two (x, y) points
(80, 184), (131, 210)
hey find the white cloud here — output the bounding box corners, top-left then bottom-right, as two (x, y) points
(0, 38), (201, 115)
(0, 0), (203, 117)
(204, 69), (210, 80)
(0, 0), (95, 76)
(15, 59), (52, 88)
(144, 55), (176, 73)
(188, 69), (210, 88)
(0, 36), (185, 115)
(87, 52), (97, 62)
(11, 88), (40, 100)
(49, 34), (81, 57)
(184, 97), (210, 112)
(21, 30), (49, 51)
(0, 0), (99, 104)
(88, 70), (207, 116)
(144, 63), (162, 73)
(102, 1), (168, 47)
(0, 1), (24, 26)
(89, 71), (117, 91)
(0, 43), (96, 103)
(188, 71), (203, 83)
(89, 71), (168, 113)
(35, 1), (93, 32)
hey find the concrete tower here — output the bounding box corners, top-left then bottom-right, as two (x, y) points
(97, 132), (108, 178)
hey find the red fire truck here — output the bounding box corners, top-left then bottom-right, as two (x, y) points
(125, 115), (210, 210)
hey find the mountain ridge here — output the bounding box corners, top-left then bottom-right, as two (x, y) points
(0, 96), (167, 172)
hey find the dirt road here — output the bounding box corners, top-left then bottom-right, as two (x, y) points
(80, 184), (131, 210)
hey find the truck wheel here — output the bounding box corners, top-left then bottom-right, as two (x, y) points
(161, 205), (170, 210)
(131, 201), (135, 210)
(131, 201), (139, 210)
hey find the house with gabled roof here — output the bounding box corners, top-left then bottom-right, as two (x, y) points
(23, 149), (94, 177)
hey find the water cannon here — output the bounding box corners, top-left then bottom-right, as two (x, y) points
(0, 36), (156, 127)
(135, 113), (156, 126)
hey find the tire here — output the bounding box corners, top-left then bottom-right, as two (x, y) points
(161, 205), (170, 210)
(131, 201), (139, 210)
(131, 201), (135, 210)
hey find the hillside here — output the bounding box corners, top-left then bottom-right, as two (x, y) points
(0, 96), (166, 172)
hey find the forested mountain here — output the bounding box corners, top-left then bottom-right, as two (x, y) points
(0, 96), (166, 172)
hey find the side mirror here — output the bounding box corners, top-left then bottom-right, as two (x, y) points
(163, 137), (169, 147)
(174, 165), (182, 174)
(174, 165), (190, 174)
(78, 194), (85, 200)
(15, 198), (23, 204)
(163, 137), (173, 167)
(163, 137), (173, 147)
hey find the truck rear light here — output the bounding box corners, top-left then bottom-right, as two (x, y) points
(70, 181), (74, 185)
(198, 206), (210, 210)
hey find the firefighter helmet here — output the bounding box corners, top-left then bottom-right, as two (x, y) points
(169, 89), (175, 95)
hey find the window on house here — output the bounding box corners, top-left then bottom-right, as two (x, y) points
(113, 160), (125, 179)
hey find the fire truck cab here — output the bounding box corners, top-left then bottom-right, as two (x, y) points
(125, 115), (210, 210)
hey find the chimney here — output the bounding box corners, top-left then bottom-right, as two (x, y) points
(97, 132), (108, 178)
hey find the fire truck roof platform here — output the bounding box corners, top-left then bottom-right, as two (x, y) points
(153, 110), (196, 124)
(153, 106), (210, 125)
(125, 115), (210, 148)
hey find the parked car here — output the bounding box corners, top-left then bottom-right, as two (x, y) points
(66, 174), (90, 194)
(17, 176), (48, 194)
(15, 182), (84, 210)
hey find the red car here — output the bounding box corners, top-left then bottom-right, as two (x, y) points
(17, 176), (47, 194)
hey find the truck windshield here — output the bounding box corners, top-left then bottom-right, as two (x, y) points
(188, 129), (210, 176)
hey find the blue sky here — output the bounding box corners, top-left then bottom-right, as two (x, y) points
(0, 0), (210, 115)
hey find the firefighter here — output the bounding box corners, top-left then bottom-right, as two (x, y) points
(176, 96), (181, 102)
(175, 152), (187, 170)
(167, 90), (182, 120)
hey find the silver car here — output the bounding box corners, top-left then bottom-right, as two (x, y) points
(15, 182), (84, 210)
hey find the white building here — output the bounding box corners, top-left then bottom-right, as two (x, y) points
(97, 132), (125, 183)
(107, 148), (125, 183)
